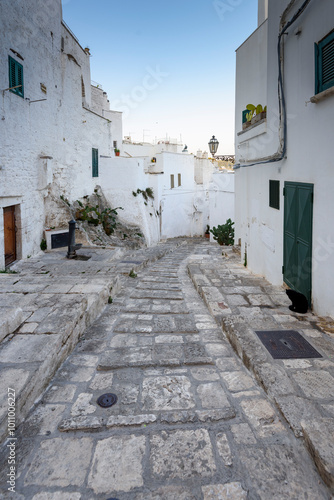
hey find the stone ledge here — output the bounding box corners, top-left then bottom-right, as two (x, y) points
(0, 240), (188, 445)
(0, 307), (23, 343)
(187, 256), (334, 490)
(302, 418), (334, 489)
(58, 407), (236, 432)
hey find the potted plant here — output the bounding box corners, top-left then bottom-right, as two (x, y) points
(205, 225), (210, 239)
(242, 104), (267, 130)
(114, 148), (120, 157)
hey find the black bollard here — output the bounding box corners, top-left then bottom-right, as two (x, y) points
(67, 219), (77, 259)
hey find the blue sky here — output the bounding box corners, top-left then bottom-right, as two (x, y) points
(62, 0), (258, 154)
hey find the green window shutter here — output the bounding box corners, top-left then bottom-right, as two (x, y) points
(92, 148), (98, 177)
(269, 180), (280, 210)
(314, 42), (320, 94)
(242, 109), (248, 124)
(8, 56), (24, 98)
(315, 29), (334, 94)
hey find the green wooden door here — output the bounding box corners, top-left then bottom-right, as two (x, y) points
(283, 182), (313, 304)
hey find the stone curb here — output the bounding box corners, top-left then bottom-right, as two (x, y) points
(187, 250), (334, 492)
(0, 239), (186, 445)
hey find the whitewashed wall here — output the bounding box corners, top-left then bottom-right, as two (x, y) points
(235, 0), (334, 317)
(0, 0), (64, 266)
(159, 152), (197, 239)
(100, 157), (160, 246)
(0, 0), (125, 266)
(209, 172), (235, 240)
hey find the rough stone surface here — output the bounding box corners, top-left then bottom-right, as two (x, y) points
(240, 445), (328, 499)
(25, 437), (93, 487)
(197, 382), (231, 409)
(302, 418), (334, 488)
(202, 482), (248, 500)
(216, 432), (233, 466)
(293, 370), (334, 399)
(142, 375), (195, 410)
(150, 429), (216, 479)
(1, 241), (333, 498)
(87, 435), (146, 493)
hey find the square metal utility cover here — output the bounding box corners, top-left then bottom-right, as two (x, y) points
(255, 330), (322, 359)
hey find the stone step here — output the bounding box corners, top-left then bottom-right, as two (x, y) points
(112, 314), (197, 334)
(187, 254), (334, 492)
(98, 344), (214, 370)
(130, 290), (184, 300)
(0, 240), (188, 445)
(58, 406), (236, 432)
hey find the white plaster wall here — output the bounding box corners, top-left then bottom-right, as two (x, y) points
(0, 0), (126, 265)
(0, 0), (63, 266)
(100, 157), (160, 246)
(209, 172), (235, 241)
(258, 0), (268, 26)
(159, 152), (198, 239)
(235, 20), (273, 164)
(235, 0), (334, 317)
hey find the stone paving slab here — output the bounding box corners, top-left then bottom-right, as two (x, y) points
(0, 239), (187, 445)
(188, 245), (334, 490)
(0, 240), (331, 499)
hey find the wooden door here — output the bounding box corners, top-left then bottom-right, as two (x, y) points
(283, 182), (313, 304)
(4, 206), (16, 266)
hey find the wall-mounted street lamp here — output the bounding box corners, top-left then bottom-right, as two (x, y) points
(208, 135), (219, 158)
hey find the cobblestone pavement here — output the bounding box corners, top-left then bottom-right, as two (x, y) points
(0, 241), (332, 499)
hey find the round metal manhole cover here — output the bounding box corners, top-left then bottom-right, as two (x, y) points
(97, 393), (118, 408)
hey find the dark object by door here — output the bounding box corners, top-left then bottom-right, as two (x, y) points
(4, 206), (16, 266)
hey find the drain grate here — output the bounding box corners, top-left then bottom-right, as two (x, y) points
(255, 330), (322, 359)
(97, 393), (118, 408)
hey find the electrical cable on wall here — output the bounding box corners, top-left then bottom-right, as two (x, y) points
(234, 0), (314, 169)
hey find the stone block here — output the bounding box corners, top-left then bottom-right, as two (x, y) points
(142, 375), (195, 411)
(43, 385), (76, 403)
(32, 493), (81, 500)
(230, 423), (257, 444)
(274, 395), (321, 437)
(293, 370), (334, 399)
(150, 429), (216, 479)
(87, 435), (146, 493)
(240, 445), (329, 498)
(25, 437), (93, 487)
(240, 399), (285, 437)
(202, 483), (247, 499)
(71, 393), (96, 416)
(0, 307), (23, 342)
(190, 366), (220, 381)
(221, 371), (255, 392)
(197, 382), (231, 409)
(98, 347), (153, 369)
(89, 372), (114, 390)
(21, 404), (65, 436)
(0, 334), (61, 364)
(216, 432), (233, 466)
(301, 418), (334, 489)
(107, 414), (157, 427)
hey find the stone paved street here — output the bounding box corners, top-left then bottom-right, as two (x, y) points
(0, 240), (333, 499)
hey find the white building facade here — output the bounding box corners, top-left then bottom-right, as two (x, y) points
(0, 0), (235, 266)
(235, 0), (334, 317)
(0, 0), (123, 267)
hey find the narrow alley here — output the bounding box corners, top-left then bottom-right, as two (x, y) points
(0, 241), (331, 499)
